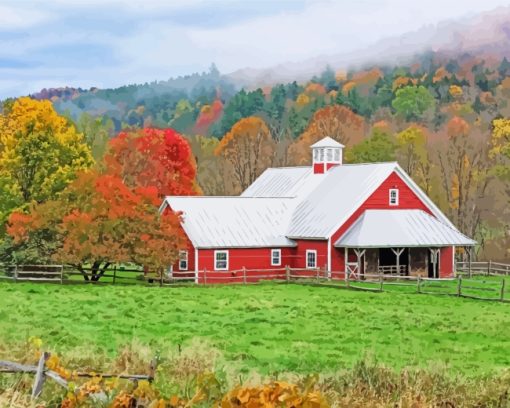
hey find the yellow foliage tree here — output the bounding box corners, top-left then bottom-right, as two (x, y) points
(449, 85), (463, 99)
(0, 97), (93, 224)
(491, 118), (510, 178)
(215, 116), (275, 191)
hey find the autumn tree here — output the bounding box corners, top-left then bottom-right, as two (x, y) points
(288, 105), (365, 165)
(395, 125), (433, 194)
(0, 97), (93, 226)
(392, 85), (435, 121)
(104, 127), (201, 198)
(490, 118), (510, 179)
(436, 117), (492, 238)
(8, 171), (185, 280)
(215, 116), (275, 192)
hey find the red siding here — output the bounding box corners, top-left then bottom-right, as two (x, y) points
(313, 163), (324, 174)
(439, 246), (454, 278)
(290, 239), (328, 269)
(330, 171), (434, 274)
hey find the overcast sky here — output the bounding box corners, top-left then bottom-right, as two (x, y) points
(0, 0), (509, 98)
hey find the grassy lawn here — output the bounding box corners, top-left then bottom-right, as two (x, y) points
(1, 281), (509, 377)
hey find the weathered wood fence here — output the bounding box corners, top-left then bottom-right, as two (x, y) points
(0, 263), (508, 303)
(0, 351), (157, 400)
(457, 261), (510, 277)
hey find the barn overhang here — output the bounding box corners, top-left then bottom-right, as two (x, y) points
(334, 209), (476, 249)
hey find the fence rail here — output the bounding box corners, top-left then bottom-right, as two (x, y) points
(0, 352), (157, 401)
(457, 261), (510, 277)
(0, 263), (508, 303)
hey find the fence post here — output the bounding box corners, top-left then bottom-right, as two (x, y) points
(457, 275), (462, 297)
(204, 269), (207, 285)
(285, 265), (290, 283)
(60, 265), (64, 285)
(316, 268), (320, 283)
(242, 267), (247, 285)
(113, 265), (117, 285)
(346, 269), (350, 289)
(379, 274), (383, 292)
(417, 276), (421, 294)
(488, 260), (491, 276)
(500, 279), (506, 302)
(14, 265), (18, 283)
(31, 351), (50, 400)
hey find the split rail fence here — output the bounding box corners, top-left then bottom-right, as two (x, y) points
(0, 351), (157, 401)
(0, 263), (508, 303)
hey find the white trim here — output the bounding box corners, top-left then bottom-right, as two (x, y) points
(178, 250), (188, 271)
(214, 250), (229, 271)
(327, 238), (331, 278)
(389, 188), (399, 206)
(306, 249), (317, 269)
(271, 249), (282, 266)
(194, 248), (199, 283)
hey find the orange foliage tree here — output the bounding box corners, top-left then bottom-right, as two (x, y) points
(7, 127), (198, 278)
(194, 99), (223, 134)
(104, 127), (201, 198)
(215, 116), (275, 191)
(8, 170), (186, 280)
(288, 105), (365, 164)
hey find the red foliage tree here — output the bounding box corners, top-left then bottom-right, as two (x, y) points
(194, 99), (223, 134)
(104, 127), (201, 198)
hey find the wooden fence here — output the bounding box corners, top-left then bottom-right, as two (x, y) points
(0, 263), (508, 303)
(0, 351), (157, 400)
(457, 261), (510, 277)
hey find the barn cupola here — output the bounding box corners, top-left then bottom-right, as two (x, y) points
(311, 136), (344, 174)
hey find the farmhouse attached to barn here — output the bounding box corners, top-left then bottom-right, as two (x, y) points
(161, 137), (475, 282)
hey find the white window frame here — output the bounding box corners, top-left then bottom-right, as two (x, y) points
(214, 250), (229, 271)
(306, 250), (317, 269)
(389, 188), (399, 206)
(319, 148), (324, 162)
(179, 250), (188, 271)
(271, 249), (281, 266)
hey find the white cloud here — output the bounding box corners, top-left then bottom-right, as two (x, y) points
(0, 4), (54, 29)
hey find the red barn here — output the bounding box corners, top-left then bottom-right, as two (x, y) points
(161, 137), (475, 283)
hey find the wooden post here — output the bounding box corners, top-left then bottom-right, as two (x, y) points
(242, 267), (247, 285)
(204, 268), (207, 285)
(159, 268), (163, 287)
(316, 267), (320, 283)
(31, 352), (50, 400)
(379, 273), (383, 292)
(500, 279), (506, 302)
(60, 265), (64, 285)
(417, 276), (421, 294)
(346, 268), (350, 289)
(468, 247), (472, 279)
(14, 265), (18, 283)
(488, 260), (492, 276)
(285, 265), (290, 283)
(113, 265), (117, 285)
(457, 275), (462, 297)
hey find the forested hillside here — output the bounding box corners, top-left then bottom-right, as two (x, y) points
(2, 50), (510, 261)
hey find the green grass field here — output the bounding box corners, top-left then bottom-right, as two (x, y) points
(1, 281), (509, 377)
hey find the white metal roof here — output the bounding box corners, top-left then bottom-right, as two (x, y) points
(334, 209), (476, 248)
(241, 167), (326, 199)
(163, 197), (298, 248)
(286, 162), (398, 238)
(310, 136), (345, 148)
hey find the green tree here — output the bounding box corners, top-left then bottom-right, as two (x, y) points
(392, 85), (435, 121)
(348, 128), (396, 163)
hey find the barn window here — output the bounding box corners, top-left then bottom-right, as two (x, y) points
(319, 148), (325, 162)
(306, 250), (317, 269)
(214, 250), (229, 271)
(389, 189), (399, 206)
(271, 249), (281, 266)
(179, 250), (188, 271)
(326, 148), (333, 161)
